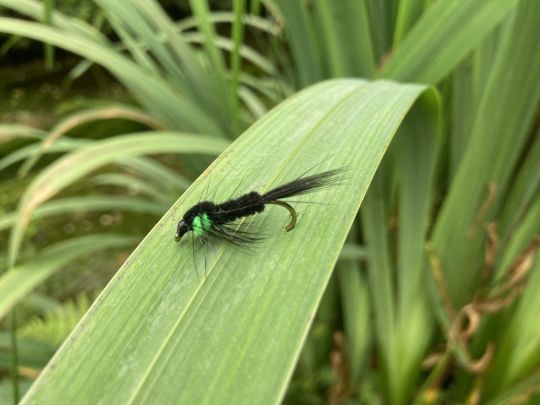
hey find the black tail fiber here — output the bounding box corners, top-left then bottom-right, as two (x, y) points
(262, 168), (344, 202)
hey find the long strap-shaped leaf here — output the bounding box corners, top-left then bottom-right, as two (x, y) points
(7, 132), (228, 267)
(0, 235), (136, 321)
(21, 79), (437, 404)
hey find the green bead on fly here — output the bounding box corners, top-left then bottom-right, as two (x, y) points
(191, 213), (213, 237)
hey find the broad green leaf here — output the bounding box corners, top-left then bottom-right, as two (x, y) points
(313, 0), (376, 77)
(338, 243), (366, 262)
(18, 104), (164, 177)
(0, 125), (46, 143)
(273, 0), (324, 86)
(119, 157), (192, 193)
(274, 0), (375, 83)
(379, 0), (518, 84)
(0, 235), (135, 321)
(0, 139), (90, 173)
(365, 0), (393, 60)
(380, 94), (440, 403)
(8, 132), (229, 267)
(337, 262), (370, 382)
(449, 57), (475, 177)
(431, 0), (540, 305)
(20, 79), (435, 405)
(90, 174), (172, 205)
(0, 196), (164, 232)
(497, 127), (540, 243)
(392, 0), (425, 46)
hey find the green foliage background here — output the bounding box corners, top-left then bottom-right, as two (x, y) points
(0, 0), (539, 404)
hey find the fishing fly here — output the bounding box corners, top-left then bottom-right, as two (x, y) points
(175, 168), (343, 246)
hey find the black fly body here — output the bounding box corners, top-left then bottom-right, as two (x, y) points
(175, 168), (344, 246)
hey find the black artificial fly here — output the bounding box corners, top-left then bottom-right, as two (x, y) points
(175, 168), (344, 247)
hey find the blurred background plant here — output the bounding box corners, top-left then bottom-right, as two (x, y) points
(0, 0), (539, 404)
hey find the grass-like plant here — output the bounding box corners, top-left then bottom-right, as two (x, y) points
(0, 0), (539, 403)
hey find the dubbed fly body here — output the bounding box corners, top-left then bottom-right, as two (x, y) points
(176, 193), (265, 245)
(175, 168), (343, 246)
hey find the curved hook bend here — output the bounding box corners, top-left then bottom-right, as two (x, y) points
(266, 201), (297, 232)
